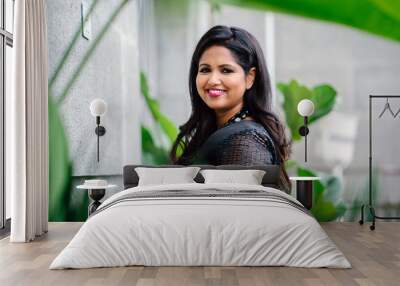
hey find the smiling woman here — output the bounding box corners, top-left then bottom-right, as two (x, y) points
(196, 45), (256, 128)
(170, 25), (291, 191)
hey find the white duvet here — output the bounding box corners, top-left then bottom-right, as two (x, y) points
(50, 183), (351, 269)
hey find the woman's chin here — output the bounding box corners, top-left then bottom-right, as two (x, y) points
(206, 102), (228, 111)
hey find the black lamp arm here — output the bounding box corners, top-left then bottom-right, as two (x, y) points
(298, 116), (309, 162)
(94, 116), (106, 162)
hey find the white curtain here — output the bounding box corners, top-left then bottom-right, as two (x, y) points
(9, 0), (49, 242)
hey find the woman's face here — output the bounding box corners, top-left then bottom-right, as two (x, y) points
(196, 45), (255, 114)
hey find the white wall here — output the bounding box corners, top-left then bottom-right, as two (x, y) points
(273, 13), (400, 204)
(47, 0), (141, 177)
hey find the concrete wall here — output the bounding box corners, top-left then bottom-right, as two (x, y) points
(144, 0), (203, 128)
(47, 0), (141, 179)
(273, 13), (400, 204)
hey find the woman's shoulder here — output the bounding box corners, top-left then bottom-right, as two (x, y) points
(221, 119), (275, 149)
(203, 119), (273, 145)
(196, 119), (279, 165)
(235, 119), (266, 129)
(225, 119), (271, 138)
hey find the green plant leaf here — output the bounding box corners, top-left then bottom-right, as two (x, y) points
(312, 201), (346, 222)
(141, 125), (171, 165)
(297, 166), (346, 221)
(48, 95), (72, 221)
(309, 85), (336, 124)
(368, 0), (400, 22)
(140, 72), (178, 144)
(284, 159), (298, 170)
(320, 175), (342, 203)
(278, 80), (308, 141)
(142, 125), (156, 152)
(213, 0), (400, 42)
(277, 80), (336, 141)
(67, 185), (89, 222)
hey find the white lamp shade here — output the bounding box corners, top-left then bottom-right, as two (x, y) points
(297, 99), (315, 117)
(90, 99), (107, 117)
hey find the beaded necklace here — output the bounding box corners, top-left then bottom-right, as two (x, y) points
(223, 108), (250, 127)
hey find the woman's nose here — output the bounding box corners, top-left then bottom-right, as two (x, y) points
(208, 72), (222, 85)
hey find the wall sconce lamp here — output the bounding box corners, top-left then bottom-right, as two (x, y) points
(90, 99), (107, 162)
(297, 99), (315, 162)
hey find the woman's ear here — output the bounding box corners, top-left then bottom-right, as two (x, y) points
(246, 67), (256, 90)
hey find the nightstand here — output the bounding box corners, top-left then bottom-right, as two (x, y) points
(289, 176), (320, 210)
(77, 183), (117, 216)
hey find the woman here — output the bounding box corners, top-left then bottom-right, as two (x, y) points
(170, 25), (291, 190)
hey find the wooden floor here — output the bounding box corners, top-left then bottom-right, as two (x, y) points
(0, 222), (399, 286)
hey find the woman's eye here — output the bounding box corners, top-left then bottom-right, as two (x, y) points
(222, 68), (233, 74)
(199, 68), (210, 73)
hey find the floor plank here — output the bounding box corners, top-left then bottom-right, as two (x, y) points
(0, 222), (399, 286)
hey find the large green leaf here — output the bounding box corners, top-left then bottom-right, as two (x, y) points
(308, 85), (336, 124)
(297, 166), (346, 221)
(48, 95), (72, 221)
(369, 0), (400, 22)
(140, 72), (178, 144)
(212, 0), (400, 42)
(141, 125), (171, 165)
(66, 185), (89, 222)
(277, 80), (336, 141)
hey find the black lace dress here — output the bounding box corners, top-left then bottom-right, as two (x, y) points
(194, 120), (279, 165)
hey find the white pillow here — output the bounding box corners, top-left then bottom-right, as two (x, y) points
(200, 169), (266, 185)
(135, 167), (201, 186)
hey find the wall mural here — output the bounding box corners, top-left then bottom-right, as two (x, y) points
(48, 0), (398, 222)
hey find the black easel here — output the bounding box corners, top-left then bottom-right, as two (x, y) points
(359, 95), (400, 230)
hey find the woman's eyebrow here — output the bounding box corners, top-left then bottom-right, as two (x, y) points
(219, 64), (235, 68)
(198, 63), (235, 68)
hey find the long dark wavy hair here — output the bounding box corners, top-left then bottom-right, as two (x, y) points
(170, 25), (291, 190)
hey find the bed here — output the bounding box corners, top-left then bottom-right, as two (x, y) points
(50, 165), (351, 269)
